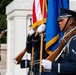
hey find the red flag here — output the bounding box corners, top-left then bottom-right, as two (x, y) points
(31, 0), (47, 29)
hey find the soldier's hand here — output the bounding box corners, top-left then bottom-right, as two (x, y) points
(41, 59), (52, 69)
(28, 29), (35, 36)
(37, 24), (45, 33)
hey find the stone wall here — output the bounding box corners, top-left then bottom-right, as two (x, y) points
(0, 44), (7, 75)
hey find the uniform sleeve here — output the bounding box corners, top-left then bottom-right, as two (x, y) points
(26, 35), (32, 53)
(51, 36), (76, 74)
(20, 60), (30, 68)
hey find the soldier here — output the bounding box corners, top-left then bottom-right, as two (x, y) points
(41, 8), (76, 75)
(20, 23), (49, 75)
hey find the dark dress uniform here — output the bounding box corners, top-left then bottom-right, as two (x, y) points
(20, 33), (49, 75)
(51, 33), (76, 75)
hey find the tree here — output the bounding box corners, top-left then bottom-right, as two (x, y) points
(0, 0), (13, 43)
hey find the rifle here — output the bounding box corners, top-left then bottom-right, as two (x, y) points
(0, 29), (7, 61)
(46, 27), (76, 61)
(0, 29), (7, 38)
(13, 48), (26, 64)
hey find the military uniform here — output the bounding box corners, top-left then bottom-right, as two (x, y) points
(50, 8), (76, 75)
(20, 33), (49, 75)
(51, 33), (76, 75)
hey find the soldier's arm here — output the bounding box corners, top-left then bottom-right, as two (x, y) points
(26, 35), (32, 53)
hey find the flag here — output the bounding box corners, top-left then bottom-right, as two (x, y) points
(46, 0), (69, 54)
(31, 0), (47, 29)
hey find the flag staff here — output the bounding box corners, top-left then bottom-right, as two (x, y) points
(39, 0), (45, 75)
(30, 18), (34, 75)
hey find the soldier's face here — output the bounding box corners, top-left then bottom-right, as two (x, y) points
(58, 17), (68, 31)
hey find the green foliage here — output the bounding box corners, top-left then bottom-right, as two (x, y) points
(0, 0), (13, 43)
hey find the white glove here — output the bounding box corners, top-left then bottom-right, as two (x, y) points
(13, 59), (18, 64)
(41, 59), (52, 69)
(28, 29), (35, 36)
(37, 24), (45, 33)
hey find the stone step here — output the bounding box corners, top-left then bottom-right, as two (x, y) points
(0, 69), (6, 75)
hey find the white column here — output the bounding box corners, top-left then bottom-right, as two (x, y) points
(70, 0), (76, 10)
(6, 0), (32, 75)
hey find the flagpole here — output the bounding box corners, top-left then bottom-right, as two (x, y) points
(39, 0), (45, 75)
(29, 18), (34, 75)
(39, 33), (43, 75)
(30, 47), (34, 75)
